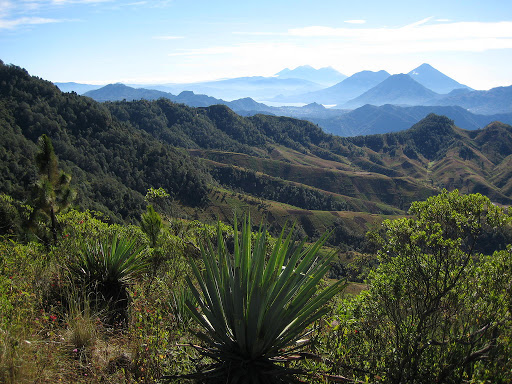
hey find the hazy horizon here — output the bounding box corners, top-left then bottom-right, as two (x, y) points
(1, 0), (512, 90)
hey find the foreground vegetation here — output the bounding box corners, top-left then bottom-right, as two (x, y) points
(1, 188), (511, 383)
(1, 61), (512, 383)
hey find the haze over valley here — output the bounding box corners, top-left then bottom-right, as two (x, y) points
(55, 63), (512, 137)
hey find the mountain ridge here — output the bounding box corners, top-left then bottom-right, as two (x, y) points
(3, 61), (512, 236)
(407, 63), (471, 94)
(272, 70), (391, 105)
(84, 83), (512, 137)
(275, 65), (347, 85)
(342, 73), (439, 108)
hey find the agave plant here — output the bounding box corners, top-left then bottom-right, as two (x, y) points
(70, 234), (148, 323)
(183, 218), (345, 383)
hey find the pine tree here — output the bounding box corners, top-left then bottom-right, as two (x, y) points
(140, 204), (163, 248)
(30, 134), (75, 245)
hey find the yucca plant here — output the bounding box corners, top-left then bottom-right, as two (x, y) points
(70, 234), (148, 324)
(170, 286), (197, 329)
(182, 218), (345, 383)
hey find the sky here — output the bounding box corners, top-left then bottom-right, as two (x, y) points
(1, 0), (512, 90)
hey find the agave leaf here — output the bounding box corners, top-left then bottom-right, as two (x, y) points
(185, 217), (345, 382)
(275, 281), (347, 353)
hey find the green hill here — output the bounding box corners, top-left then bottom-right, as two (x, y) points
(0, 61), (209, 222)
(1, 61), (512, 248)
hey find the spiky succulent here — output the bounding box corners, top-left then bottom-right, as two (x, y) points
(184, 218), (345, 383)
(70, 234), (148, 323)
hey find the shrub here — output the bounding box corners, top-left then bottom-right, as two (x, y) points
(174, 218), (345, 383)
(70, 234), (149, 324)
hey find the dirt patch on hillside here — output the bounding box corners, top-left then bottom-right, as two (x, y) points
(287, 210), (313, 215)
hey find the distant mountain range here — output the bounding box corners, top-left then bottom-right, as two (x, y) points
(67, 64), (465, 106)
(272, 70), (391, 105)
(57, 63), (474, 104)
(275, 65), (347, 85)
(83, 80), (512, 137)
(341, 73), (439, 108)
(407, 63), (471, 94)
(56, 63), (512, 137)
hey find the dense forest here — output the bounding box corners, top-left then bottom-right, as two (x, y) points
(0, 61), (209, 222)
(1, 61), (512, 383)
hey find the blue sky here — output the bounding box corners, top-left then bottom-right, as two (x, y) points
(1, 0), (511, 89)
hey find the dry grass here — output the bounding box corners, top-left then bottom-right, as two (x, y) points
(343, 282), (368, 296)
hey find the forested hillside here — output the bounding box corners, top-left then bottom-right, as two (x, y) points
(0, 61), (209, 222)
(2, 61), (512, 242)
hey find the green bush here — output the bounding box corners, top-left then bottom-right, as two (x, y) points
(177, 218), (345, 383)
(70, 234), (149, 324)
(333, 190), (512, 383)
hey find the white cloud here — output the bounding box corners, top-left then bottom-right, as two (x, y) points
(232, 31), (280, 36)
(20, 2), (44, 11)
(0, 0), (172, 30)
(286, 19), (512, 49)
(149, 0), (173, 7)
(168, 19), (512, 61)
(0, 16), (61, 29)
(344, 19), (366, 24)
(403, 16), (433, 28)
(161, 18), (512, 86)
(51, 0), (114, 4)
(0, 1), (13, 18)
(0, 0), (116, 31)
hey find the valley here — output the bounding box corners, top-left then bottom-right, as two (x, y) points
(2, 60), (512, 251)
